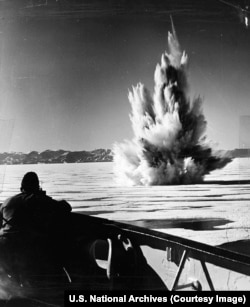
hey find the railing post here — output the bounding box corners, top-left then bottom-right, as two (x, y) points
(171, 249), (189, 291)
(200, 260), (215, 291)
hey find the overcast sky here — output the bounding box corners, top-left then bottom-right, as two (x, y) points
(0, 0), (250, 153)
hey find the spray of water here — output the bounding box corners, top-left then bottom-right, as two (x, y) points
(113, 27), (232, 186)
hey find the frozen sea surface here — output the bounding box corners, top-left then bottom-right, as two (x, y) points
(1, 158), (250, 247)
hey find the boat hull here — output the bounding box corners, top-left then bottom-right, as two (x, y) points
(0, 212), (250, 305)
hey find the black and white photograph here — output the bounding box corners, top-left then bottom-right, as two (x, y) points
(0, 0), (250, 305)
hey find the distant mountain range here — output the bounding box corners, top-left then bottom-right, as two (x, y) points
(0, 149), (113, 165)
(0, 148), (249, 165)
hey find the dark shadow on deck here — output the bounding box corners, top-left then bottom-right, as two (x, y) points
(120, 218), (232, 231)
(218, 240), (250, 257)
(204, 180), (250, 185)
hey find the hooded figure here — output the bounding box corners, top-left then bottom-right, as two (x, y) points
(0, 172), (72, 284)
(0, 172), (71, 236)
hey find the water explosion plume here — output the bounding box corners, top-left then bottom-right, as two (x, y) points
(113, 29), (232, 186)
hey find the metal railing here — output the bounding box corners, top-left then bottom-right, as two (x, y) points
(103, 218), (250, 291)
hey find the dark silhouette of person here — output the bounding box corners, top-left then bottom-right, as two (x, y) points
(0, 172), (72, 284)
